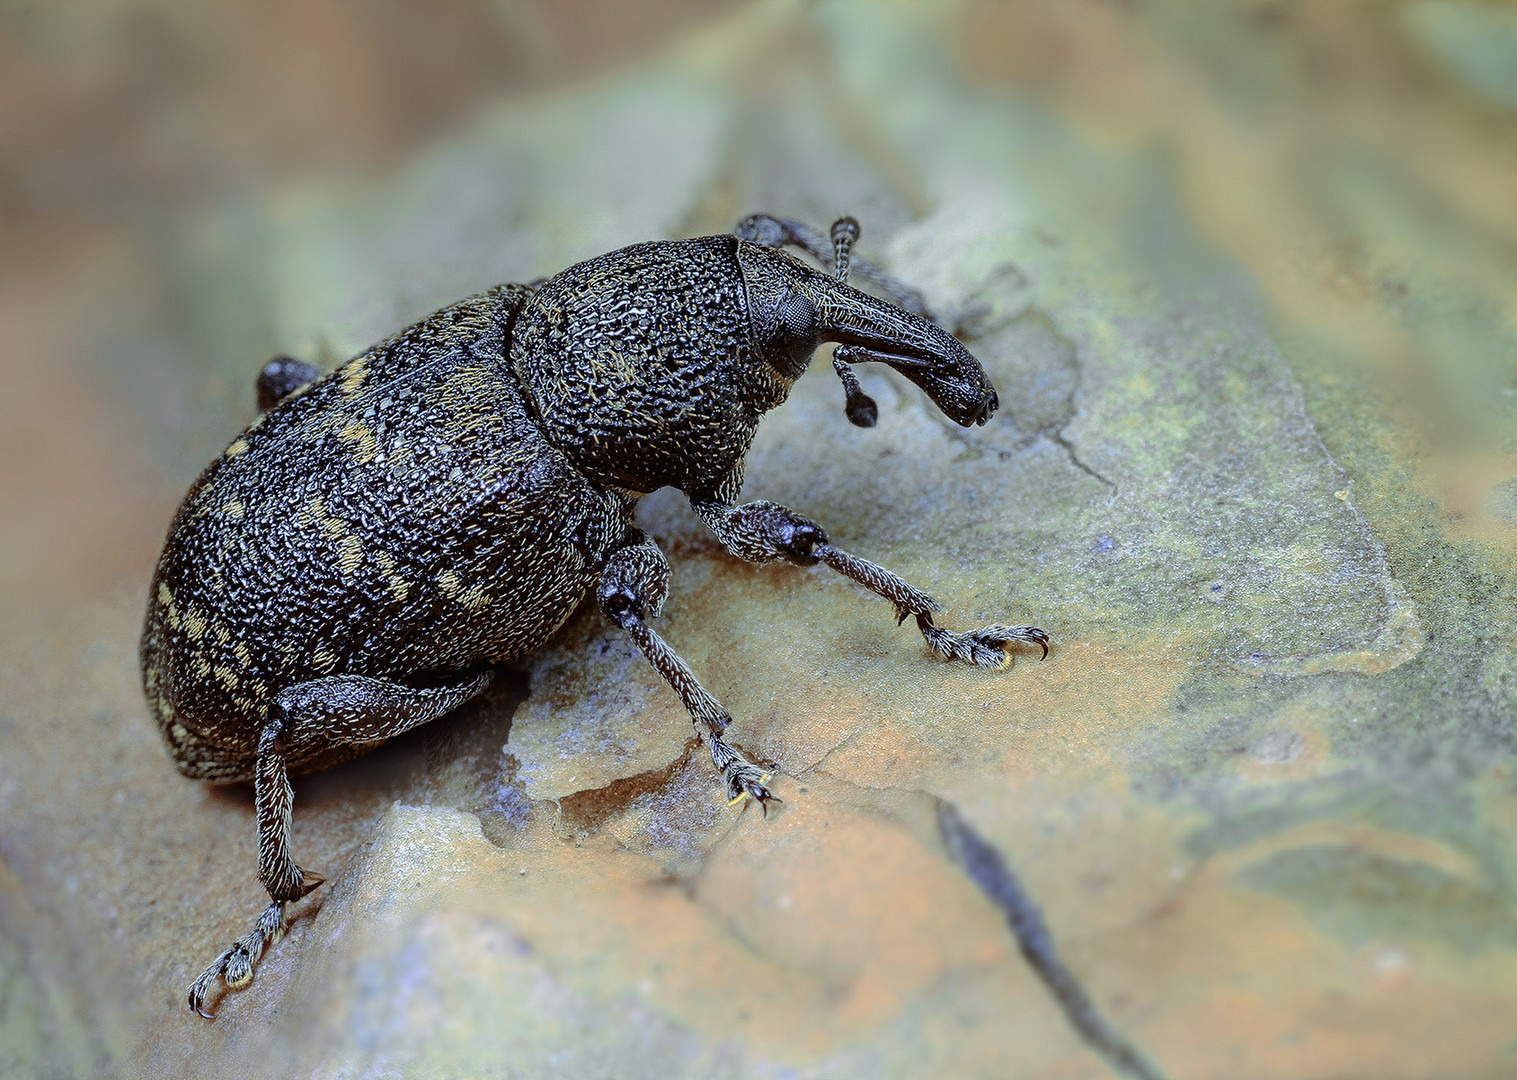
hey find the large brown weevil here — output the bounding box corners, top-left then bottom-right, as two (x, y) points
(141, 215), (1049, 1017)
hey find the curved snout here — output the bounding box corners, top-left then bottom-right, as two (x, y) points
(817, 283), (998, 427)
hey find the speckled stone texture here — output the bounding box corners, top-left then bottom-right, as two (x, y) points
(4, 2), (1517, 1078)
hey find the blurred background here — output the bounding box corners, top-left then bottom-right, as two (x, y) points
(5, 0), (1516, 611)
(3, 1), (1516, 1077)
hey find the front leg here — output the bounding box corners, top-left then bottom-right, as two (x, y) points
(691, 497), (1048, 668)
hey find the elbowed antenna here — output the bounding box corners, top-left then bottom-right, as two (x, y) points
(812, 218), (997, 429)
(824, 217), (881, 428)
(816, 281), (999, 428)
(738, 215), (999, 430)
(733, 213), (933, 318)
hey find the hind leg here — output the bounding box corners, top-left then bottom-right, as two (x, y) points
(188, 669), (491, 1017)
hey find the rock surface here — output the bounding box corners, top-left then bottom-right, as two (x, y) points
(4, 2), (1517, 1078)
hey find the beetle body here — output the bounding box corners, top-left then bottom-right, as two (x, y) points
(144, 216), (1047, 1016)
(143, 284), (630, 781)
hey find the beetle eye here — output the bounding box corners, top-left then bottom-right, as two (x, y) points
(776, 290), (818, 342)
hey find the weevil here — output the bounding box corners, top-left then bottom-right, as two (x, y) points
(141, 214), (1049, 1017)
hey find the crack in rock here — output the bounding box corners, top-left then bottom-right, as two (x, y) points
(936, 799), (1170, 1080)
(553, 739), (703, 839)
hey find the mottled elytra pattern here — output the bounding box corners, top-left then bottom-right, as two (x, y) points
(142, 215), (1047, 1017)
(143, 284), (628, 782)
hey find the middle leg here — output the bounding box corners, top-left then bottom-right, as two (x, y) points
(597, 529), (777, 809)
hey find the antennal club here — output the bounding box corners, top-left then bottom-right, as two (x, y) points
(830, 216), (859, 285)
(832, 349), (878, 427)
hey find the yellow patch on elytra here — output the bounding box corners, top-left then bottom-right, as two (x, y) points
(158, 583), (181, 630)
(213, 624), (231, 647)
(340, 355), (369, 395)
(226, 438), (250, 458)
(221, 499), (245, 522)
(234, 641), (253, 669)
(335, 533), (363, 578)
(183, 608), (208, 641)
(214, 665), (239, 692)
(434, 363), (510, 440)
(298, 495), (327, 528)
(438, 569), (462, 597)
(193, 655), (212, 680)
(338, 420), (378, 465)
(310, 499), (352, 542)
(313, 648), (337, 673)
(371, 550), (409, 601)
(300, 496), (369, 577)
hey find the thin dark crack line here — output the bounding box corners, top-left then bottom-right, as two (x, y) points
(1050, 327), (1114, 492)
(795, 729), (864, 778)
(1053, 430), (1114, 491)
(936, 800), (1168, 1080)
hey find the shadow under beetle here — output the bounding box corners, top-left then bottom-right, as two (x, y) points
(140, 214), (1049, 1017)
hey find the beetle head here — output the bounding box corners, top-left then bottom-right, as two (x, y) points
(736, 228), (998, 429)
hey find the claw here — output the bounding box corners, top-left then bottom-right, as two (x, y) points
(189, 978), (218, 1020)
(989, 627), (1050, 661)
(728, 772), (784, 816)
(726, 770), (771, 806)
(726, 769), (776, 803)
(1003, 626), (1051, 660)
(710, 730), (783, 817)
(185, 898), (291, 1019)
(188, 958), (226, 1019)
(756, 790), (784, 818)
(920, 621), (1050, 667)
